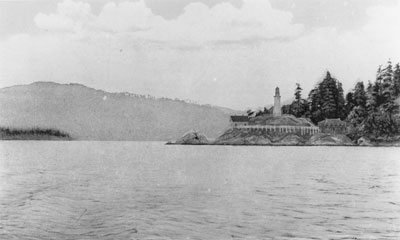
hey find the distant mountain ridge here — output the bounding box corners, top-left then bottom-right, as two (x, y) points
(0, 82), (239, 140)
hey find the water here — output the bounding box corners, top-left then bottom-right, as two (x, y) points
(0, 141), (399, 240)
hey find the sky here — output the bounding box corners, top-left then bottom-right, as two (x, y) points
(0, 0), (400, 110)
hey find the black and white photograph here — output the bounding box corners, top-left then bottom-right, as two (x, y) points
(0, 0), (400, 239)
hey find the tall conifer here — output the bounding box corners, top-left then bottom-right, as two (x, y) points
(393, 63), (400, 97)
(353, 82), (367, 108)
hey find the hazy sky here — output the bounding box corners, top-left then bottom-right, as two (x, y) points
(1, 0), (399, 109)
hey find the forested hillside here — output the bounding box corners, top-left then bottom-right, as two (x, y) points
(0, 82), (236, 140)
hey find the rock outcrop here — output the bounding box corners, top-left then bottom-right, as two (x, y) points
(357, 137), (373, 146)
(174, 130), (209, 144)
(213, 128), (309, 145)
(278, 134), (303, 145)
(172, 129), (359, 146)
(213, 129), (355, 146)
(214, 128), (272, 145)
(307, 133), (354, 146)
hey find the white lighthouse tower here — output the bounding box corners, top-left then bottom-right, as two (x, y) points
(273, 87), (282, 117)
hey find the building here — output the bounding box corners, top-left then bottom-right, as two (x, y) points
(230, 116), (250, 128)
(318, 119), (347, 134)
(230, 87), (320, 135)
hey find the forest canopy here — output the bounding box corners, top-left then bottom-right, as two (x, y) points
(281, 60), (400, 140)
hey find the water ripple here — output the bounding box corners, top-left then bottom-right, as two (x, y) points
(1, 142), (400, 239)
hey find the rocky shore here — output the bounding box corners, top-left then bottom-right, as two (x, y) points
(169, 129), (399, 146)
(169, 130), (209, 145)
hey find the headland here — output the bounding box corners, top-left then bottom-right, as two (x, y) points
(169, 86), (399, 146)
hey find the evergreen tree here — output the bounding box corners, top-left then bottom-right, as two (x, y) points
(282, 104), (292, 115)
(346, 81), (370, 138)
(295, 83), (302, 102)
(255, 110), (263, 117)
(366, 80), (373, 94)
(293, 83), (304, 117)
(381, 60), (394, 104)
(376, 65), (383, 86)
(337, 81), (346, 119)
(346, 106), (368, 139)
(363, 61), (400, 138)
(366, 80), (374, 110)
(289, 99), (309, 118)
(246, 109), (254, 117)
(308, 71), (346, 122)
(320, 72), (336, 118)
(367, 82), (378, 111)
(320, 71), (341, 119)
(377, 61), (397, 115)
(392, 63), (400, 97)
(367, 67), (386, 110)
(308, 87), (322, 122)
(364, 110), (398, 138)
(345, 92), (355, 116)
(353, 81), (367, 108)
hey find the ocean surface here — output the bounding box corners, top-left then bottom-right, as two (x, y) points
(0, 141), (399, 240)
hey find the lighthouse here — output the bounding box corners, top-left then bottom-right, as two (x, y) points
(273, 87), (282, 117)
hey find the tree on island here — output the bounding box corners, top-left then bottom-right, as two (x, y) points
(292, 83), (309, 117)
(346, 82), (368, 139)
(344, 92), (355, 117)
(393, 63), (400, 97)
(353, 82), (367, 108)
(295, 83), (302, 106)
(308, 71), (345, 123)
(247, 60), (400, 142)
(255, 107), (270, 117)
(346, 60), (400, 140)
(282, 83), (310, 118)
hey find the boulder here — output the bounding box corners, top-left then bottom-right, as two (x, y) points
(277, 134), (302, 145)
(307, 133), (354, 146)
(174, 130), (209, 144)
(357, 137), (373, 146)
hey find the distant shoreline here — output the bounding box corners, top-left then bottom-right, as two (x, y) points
(0, 136), (72, 141)
(0, 127), (72, 141)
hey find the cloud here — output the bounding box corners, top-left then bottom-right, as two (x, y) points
(33, 0), (304, 42)
(363, 1), (400, 43)
(1, 0), (400, 109)
(35, 13), (76, 31)
(269, 0), (399, 31)
(96, 1), (164, 32)
(154, 0), (303, 42)
(34, 0), (92, 32)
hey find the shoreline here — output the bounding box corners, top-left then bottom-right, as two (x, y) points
(168, 130), (400, 147)
(166, 142), (400, 147)
(0, 136), (72, 141)
(0, 127), (72, 141)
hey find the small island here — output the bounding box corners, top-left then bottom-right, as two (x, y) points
(170, 62), (400, 146)
(0, 127), (72, 140)
(170, 87), (356, 146)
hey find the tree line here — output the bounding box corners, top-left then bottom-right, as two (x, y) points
(0, 127), (70, 138)
(282, 60), (400, 140)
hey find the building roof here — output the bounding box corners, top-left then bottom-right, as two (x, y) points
(318, 118), (346, 126)
(298, 118), (317, 126)
(230, 115), (250, 122)
(249, 114), (317, 127)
